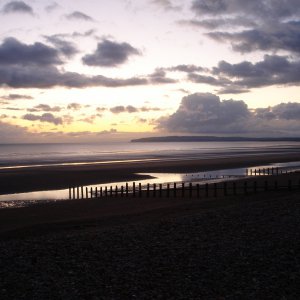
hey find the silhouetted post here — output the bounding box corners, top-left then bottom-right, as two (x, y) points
(258, 169), (261, 176)
(224, 182), (227, 196)
(254, 169), (257, 176)
(81, 186), (84, 199)
(244, 182), (248, 194)
(205, 183), (208, 197)
(197, 184), (200, 198)
(115, 185), (118, 197)
(189, 183), (192, 198)
(167, 183), (170, 197)
(77, 187), (79, 199)
(147, 183), (150, 197)
(153, 184), (156, 197)
(86, 187), (88, 199)
(214, 183), (217, 197)
(276, 167), (279, 175)
(95, 187), (98, 198)
(126, 183), (128, 197)
(90, 187), (93, 198)
(110, 186), (113, 197)
(133, 182), (136, 197)
(69, 187), (71, 200)
(271, 167), (274, 175)
(264, 181), (268, 191)
(182, 182), (185, 197)
(173, 183), (177, 197)
(159, 184), (162, 197)
(250, 169), (253, 176)
(288, 180), (292, 191)
(121, 186), (124, 197)
(233, 182), (237, 195)
(100, 187), (103, 197)
(139, 183), (142, 197)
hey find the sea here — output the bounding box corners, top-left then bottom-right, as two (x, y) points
(0, 141), (299, 203)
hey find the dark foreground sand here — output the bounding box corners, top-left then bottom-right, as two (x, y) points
(0, 173), (299, 299)
(1, 153), (300, 194)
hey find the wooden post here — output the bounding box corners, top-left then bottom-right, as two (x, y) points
(69, 187), (71, 200)
(258, 169), (261, 176)
(86, 187), (88, 199)
(115, 185), (118, 197)
(133, 182), (136, 197)
(121, 186), (124, 197)
(100, 187), (103, 197)
(153, 184), (156, 197)
(110, 186), (113, 197)
(95, 187), (98, 198)
(205, 183), (208, 197)
(77, 187), (79, 199)
(105, 186), (108, 197)
(126, 183), (128, 197)
(173, 183), (177, 197)
(214, 183), (217, 197)
(147, 183), (150, 197)
(159, 184), (162, 197)
(233, 182), (236, 195)
(81, 186), (84, 199)
(254, 169), (257, 176)
(189, 183), (192, 198)
(90, 187), (93, 198)
(139, 183), (142, 197)
(182, 182), (185, 197)
(167, 183), (170, 197)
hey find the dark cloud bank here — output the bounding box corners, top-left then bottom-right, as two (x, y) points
(158, 93), (300, 136)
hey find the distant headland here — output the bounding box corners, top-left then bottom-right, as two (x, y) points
(131, 136), (300, 143)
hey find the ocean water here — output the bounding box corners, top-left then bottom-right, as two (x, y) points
(0, 141), (300, 168)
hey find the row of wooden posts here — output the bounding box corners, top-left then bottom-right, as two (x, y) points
(246, 167), (281, 176)
(69, 177), (299, 200)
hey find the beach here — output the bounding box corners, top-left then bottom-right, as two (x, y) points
(1, 152), (300, 195)
(0, 172), (299, 299)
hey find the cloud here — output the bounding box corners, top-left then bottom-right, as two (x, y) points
(1, 93), (33, 100)
(2, 1), (33, 15)
(0, 37), (62, 66)
(67, 103), (82, 110)
(0, 120), (31, 142)
(157, 92), (300, 136)
(23, 113), (63, 125)
(189, 0), (300, 56)
(82, 39), (141, 67)
(45, 2), (59, 13)
(148, 69), (177, 84)
(44, 35), (78, 58)
(151, 0), (181, 11)
(27, 104), (61, 112)
(110, 105), (138, 114)
(66, 11), (94, 22)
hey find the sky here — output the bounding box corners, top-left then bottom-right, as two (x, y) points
(0, 0), (299, 142)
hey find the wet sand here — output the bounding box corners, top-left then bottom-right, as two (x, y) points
(0, 152), (300, 195)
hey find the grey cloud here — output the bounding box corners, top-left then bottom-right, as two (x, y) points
(67, 103), (82, 110)
(45, 2), (59, 13)
(2, 1), (33, 15)
(2, 93), (33, 100)
(0, 64), (148, 88)
(110, 105), (138, 114)
(188, 73), (231, 86)
(217, 87), (250, 94)
(208, 21), (300, 54)
(45, 35), (78, 58)
(0, 120), (30, 142)
(27, 104), (61, 112)
(168, 64), (205, 73)
(82, 39), (141, 67)
(149, 69), (177, 84)
(151, 0), (181, 11)
(158, 92), (300, 135)
(23, 113), (63, 125)
(66, 11), (94, 22)
(0, 37), (62, 66)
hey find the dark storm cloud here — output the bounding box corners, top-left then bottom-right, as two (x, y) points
(27, 104), (61, 112)
(2, 1), (33, 15)
(157, 93), (300, 135)
(0, 37), (62, 66)
(208, 21), (300, 54)
(23, 113), (63, 125)
(66, 11), (94, 22)
(44, 35), (78, 58)
(2, 93), (33, 100)
(82, 39), (141, 67)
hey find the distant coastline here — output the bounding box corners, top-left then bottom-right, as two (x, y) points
(131, 136), (300, 143)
